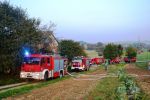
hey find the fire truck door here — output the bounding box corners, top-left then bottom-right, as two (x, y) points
(47, 57), (53, 77)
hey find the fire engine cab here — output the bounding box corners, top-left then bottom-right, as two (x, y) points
(20, 54), (67, 80)
(71, 57), (91, 71)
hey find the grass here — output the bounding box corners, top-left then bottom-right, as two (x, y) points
(136, 52), (150, 69)
(85, 50), (99, 58)
(108, 63), (125, 74)
(0, 76), (70, 99)
(135, 81), (150, 100)
(85, 77), (121, 100)
(137, 52), (150, 61)
(85, 63), (149, 100)
(85, 64), (125, 100)
(136, 62), (148, 69)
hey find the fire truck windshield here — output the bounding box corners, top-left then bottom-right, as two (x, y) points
(24, 57), (41, 65)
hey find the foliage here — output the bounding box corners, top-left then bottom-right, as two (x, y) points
(0, 1), (43, 74)
(0, 74), (23, 86)
(116, 69), (141, 100)
(116, 84), (127, 100)
(117, 44), (123, 57)
(126, 46), (137, 58)
(103, 44), (123, 59)
(58, 40), (87, 61)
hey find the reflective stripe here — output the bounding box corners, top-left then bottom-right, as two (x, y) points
(48, 70), (54, 78)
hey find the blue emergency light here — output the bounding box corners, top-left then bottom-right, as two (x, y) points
(24, 50), (30, 56)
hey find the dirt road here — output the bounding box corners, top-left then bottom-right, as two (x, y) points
(125, 64), (150, 96)
(5, 67), (107, 100)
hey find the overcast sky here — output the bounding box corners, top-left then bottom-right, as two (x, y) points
(8, 0), (150, 43)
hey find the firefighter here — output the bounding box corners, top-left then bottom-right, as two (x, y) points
(105, 59), (109, 71)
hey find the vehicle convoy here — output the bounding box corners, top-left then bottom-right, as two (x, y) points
(20, 54), (67, 80)
(71, 57), (91, 71)
(91, 57), (105, 65)
(109, 57), (121, 64)
(124, 57), (136, 63)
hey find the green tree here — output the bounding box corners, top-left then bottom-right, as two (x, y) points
(126, 46), (137, 58)
(58, 40), (87, 62)
(0, 1), (42, 74)
(117, 44), (123, 57)
(103, 44), (117, 59)
(103, 44), (123, 59)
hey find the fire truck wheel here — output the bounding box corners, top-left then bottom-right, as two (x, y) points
(44, 72), (48, 81)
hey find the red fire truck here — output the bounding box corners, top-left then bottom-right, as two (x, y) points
(20, 54), (67, 80)
(124, 57), (136, 63)
(91, 57), (105, 65)
(71, 57), (91, 71)
(109, 57), (121, 64)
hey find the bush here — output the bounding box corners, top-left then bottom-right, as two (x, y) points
(103, 44), (123, 59)
(117, 68), (140, 100)
(67, 66), (72, 72)
(126, 46), (137, 58)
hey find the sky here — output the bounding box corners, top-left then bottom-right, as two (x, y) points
(6, 0), (150, 43)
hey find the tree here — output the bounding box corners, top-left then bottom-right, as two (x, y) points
(103, 44), (117, 59)
(58, 40), (87, 62)
(103, 44), (123, 59)
(117, 44), (123, 57)
(126, 46), (137, 58)
(0, 1), (42, 74)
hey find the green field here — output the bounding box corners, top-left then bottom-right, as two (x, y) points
(136, 52), (150, 69)
(137, 52), (150, 61)
(85, 50), (99, 58)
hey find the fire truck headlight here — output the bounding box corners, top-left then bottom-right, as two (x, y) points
(20, 72), (24, 75)
(20, 72), (25, 77)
